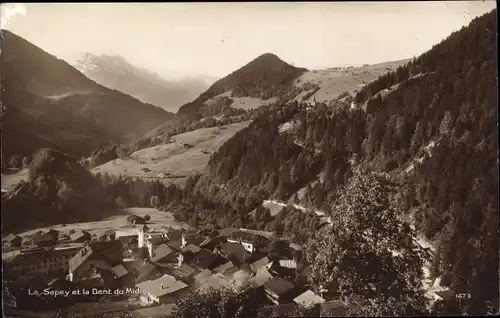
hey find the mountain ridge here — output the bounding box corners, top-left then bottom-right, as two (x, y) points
(0, 30), (174, 159)
(176, 52), (308, 117)
(74, 52), (212, 112)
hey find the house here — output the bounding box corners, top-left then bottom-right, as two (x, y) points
(138, 225), (170, 258)
(181, 232), (205, 248)
(180, 244), (202, 263)
(115, 229), (139, 248)
(136, 274), (189, 305)
(248, 267), (274, 288)
(25, 229), (59, 247)
(249, 256), (270, 273)
(213, 261), (237, 276)
(124, 259), (164, 284)
(151, 244), (177, 264)
(293, 290), (325, 309)
(227, 231), (269, 253)
(68, 241), (122, 282)
(68, 246), (111, 282)
(111, 264), (134, 287)
(4, 245), (83, 278)
(266, 261), (296, 280)
(69, 230), (91, 243)
(2, 234), (23, 248)
(169, 263), (199, 282)
(218, 242), (251, 266)
(263, 276), (298, 305)
(199, 235), (227, 251)
(189, 249), (227, 271)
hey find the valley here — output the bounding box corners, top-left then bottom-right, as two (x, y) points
(1, 5), (498, 318)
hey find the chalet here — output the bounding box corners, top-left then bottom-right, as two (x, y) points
(249, 256), (270, 273)
(200, 234), (227, 250)
(115, 229), (139, 247)
(180, 244), (202, 263)
(188, 248), (227, 271)
(248, 267), (274, 288)
(263, 276), (298, 305)
(213, 261), (238, 276)
(218, 242), (251, 266)
(2, 234), (23, 248)
(68, 241), (122, 282)
(151, 244), (177, 264)
(137, 274), (189, 305)
(126, 260), (163, 284)
(169, 263), (199, 282)
(227, 230), (269, 253)
(69, 230), (91, 243)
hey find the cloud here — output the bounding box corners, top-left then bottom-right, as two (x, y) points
(1, 3), (27, 29)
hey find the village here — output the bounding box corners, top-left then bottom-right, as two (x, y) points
(2, 212), (346, 317)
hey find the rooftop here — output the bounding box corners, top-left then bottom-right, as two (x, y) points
(213, 261), (237, 275)
(170, 263), (198, 279)
(279, 259), (297, 269)
(68, 246), (95, 272)
(136, 274), (188, 298)
(198, 274), (232, 292)
(293, 290), (325, 308)
(111, 264), (129, 278)
(250, 256), (270, 273)
(194, 269), (213, 284)
(263, 276), (296, 297)
(151, 244), (175, 263)
(218, 228), (239, 237)
(189, 248), (226, 270)
(248, 267), (274, 288)
(220, 242), (249, 264)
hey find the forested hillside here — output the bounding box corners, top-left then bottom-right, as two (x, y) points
(2, 9), (496, 317)
(192, 9), (498, 314)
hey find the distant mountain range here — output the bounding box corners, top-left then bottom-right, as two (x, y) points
(0, 30), (174, 159)
(74, 53), (214, 112)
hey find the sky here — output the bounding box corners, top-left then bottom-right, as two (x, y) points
(1, 1), (496, 80)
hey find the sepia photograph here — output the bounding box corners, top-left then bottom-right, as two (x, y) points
(0, 1), (498, 317)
